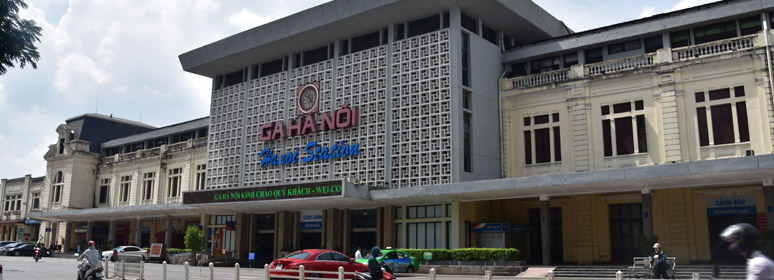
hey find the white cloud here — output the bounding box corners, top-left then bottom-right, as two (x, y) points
(228, 8), (272, 31)
(669, 0), (718, 12)
(638, 7), (656, 19)
(54, 52), (110, 91)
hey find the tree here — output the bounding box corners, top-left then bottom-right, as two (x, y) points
(184, 226), (207, 265)
(0, 0), (42, 75)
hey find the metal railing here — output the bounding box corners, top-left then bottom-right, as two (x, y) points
(109, 255), (145, 279)
(672, 34), (756, 61)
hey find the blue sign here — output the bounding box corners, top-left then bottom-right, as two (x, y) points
(249, 253), (255, 260)
(300, 222), (322, 230)
(706, 196), (756, 216)
(511, 224), (529, 232)
(769, 206), (773, 213)
(707, 206), (756, 216)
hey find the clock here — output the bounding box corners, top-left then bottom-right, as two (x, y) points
(297, 82), (320, 115)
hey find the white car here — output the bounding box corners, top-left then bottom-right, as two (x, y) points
(102, 246), (149, 261)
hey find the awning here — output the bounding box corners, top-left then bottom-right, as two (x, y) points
(0, 219), (24, 224)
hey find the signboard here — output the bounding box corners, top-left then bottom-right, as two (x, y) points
(45, 228), (51, 232)
(423, 252), (433, 260)
(16, 228), (23, 241)
(471, 223), (510, 232)
(706, 196), (756, 216)
(74, 226), (87, 233)
(149, 243), (165, 258)
(301, 210), (323, 230)
(511, 224), (530, 232)
(183, 180), (343, 204)
(222, 248), (226, 255)
(758, 213), (769, 231)
(249, 253), (255, 260)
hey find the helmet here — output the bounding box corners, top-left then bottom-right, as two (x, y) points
(653, 243), (661, 249)
(87, 240), (95, 246)
(720, 223), (758, 251)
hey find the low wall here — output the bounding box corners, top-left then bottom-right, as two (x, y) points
(417, 260), (527, 275)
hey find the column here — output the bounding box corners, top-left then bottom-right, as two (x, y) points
(642, 189), (654, 239)
(342, 209), (351, 256)
(63, 222), (72, 253)
(376, 207), (383, 248)
(108, 220), (116, 249)
(383, 206), (395, 248)
(135, 218), (142, 246)
(540, 195), (552, 265)
(201, 214), (210, 255)
(86, 220), (93, 242)
(325, 208), (342, 251)
(165, 216), (172, 248)
(235, 213), (247, 259)
(765, 180), (774, 230)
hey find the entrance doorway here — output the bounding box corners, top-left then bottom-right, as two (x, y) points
(255, 233), (274, 264)
(300, 232), (322, 249)
(609, 203), (643, 264)
(528, 207), (563, 264)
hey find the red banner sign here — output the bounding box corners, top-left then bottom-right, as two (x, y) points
(757, 213), (769, 231)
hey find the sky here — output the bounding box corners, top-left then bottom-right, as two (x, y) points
(0, 0), (717, 179)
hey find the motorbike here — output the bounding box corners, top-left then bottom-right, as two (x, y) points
(353, 264), (395, 280)
(76, 258), (103, 280)
(34, 247), (41, 262)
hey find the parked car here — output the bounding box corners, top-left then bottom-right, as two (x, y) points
(356, 247), (419, 273)
(1, 243), (28, 256)
(269, 249), (368, 279)
(102, 246), (148, 261)
(0, 242), (23, 255)
(5, 243), (36, 256)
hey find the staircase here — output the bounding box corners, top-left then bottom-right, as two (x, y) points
(550, 265), (746, 279)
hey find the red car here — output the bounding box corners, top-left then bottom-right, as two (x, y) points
(269, 249), (368, 279)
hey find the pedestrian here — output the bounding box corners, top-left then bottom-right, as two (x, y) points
(720, 223), (774, 280)
(650, 243), (669, 279)
(355, 246), (363, 259)
(368, 246), (383, 280)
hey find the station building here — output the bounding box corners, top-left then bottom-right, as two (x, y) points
(18, 0), (774, 266)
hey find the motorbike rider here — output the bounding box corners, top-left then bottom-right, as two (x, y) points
(77, 241), (101, 279)
(368, 246), (383, 280)
(720, 223), (774, 280)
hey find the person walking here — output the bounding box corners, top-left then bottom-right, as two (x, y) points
(355, 247), (363, 259)
(720, 223), (774, 280)
(650, 243), (670, 279)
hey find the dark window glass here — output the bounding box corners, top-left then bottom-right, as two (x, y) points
(408, 14), (440, 37)
(613, 102), (632, 114)
(99, 185), (109, 204)
(585, 48), (603, 63)
(636, 115), (648, 153)
(524, 117), (531, 126)
(601, 105), (610, 115)
(603, 120), (613, 156)
(509, 62), (528, 78)
(340, 39), (350, 56)
(635, 100), (644, 111)
(697, 107), (710, 146)
(351, 209), (377, 228)
(396, 24), (405, 40)
(443, 12), (449, 28)
(737, 102), (749, 143)
(535, 128), (551, 164)
(552, 113), (560, 122)
(734, 86), (745, 97)
(524, 131), (532, 164)
(224, 70), (244, 87)
(711, 104), (734, 145)
(615, 117), (635, 155)
(256, 213), (275, 231)
(534, 115), (549, 125)
(351, 31), (381, 53)
(644, 36), (663, 53)
(462, 32), (470, 87)
(463, 91), (472, 110)
(302, 46), (329, 66)
(740, 16), (762, 36)
(695, 92), (705, 103)
(482, 24), (497, 45)
(461, 13), (477, 34)
(530, 56), (560, 74)
(709, 88), (730, 101)
(670, 30), (690, 48)
(694, 20), (736, 44)
(463, 112), (472, 172)
(382, 28), (388, 45)
(564, 53), (578, 68)
(608, 40), (641, 54)
(553, 127), (562, 162)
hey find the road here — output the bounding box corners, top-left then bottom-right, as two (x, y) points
(0, 255), (503, 280)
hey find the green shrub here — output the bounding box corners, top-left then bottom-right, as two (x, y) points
(167, 248), (193, 255)
(399, 248), (518, 261)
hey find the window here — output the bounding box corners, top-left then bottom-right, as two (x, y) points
(119, 175), (132, 202)
(695, 87), (749, 146)
(98, 179), (110, 204)
(31, 193), (40, 209)
(460, 13), (477, 34)
(694, 20), (736, 45)
(601, 100), (647, 157)
(195, 164), (206, 191)
(351, 31), (381, 53)
(563, 53), (578, 68)
(408, 14), (441, 38)
(739, 16), (762, 36)
(52, 171), (64, 203)
(302, 46), (329, 66)
(670, 30), (690, 48)
(259, 58), (285, 78)
(408, 222), (443, 249)
(463, 90), (472, 172)
(407, 205), (442, 219)
(223, 69), (245, 88)
(524, 113), (561, 164)
(608, 40), (641, 54)
(585, 48), (603, 64)
(395, 23), (405, 41)
(530, 56), (560, 74)
(167, 168), (182, 198)
(644, 36), (663, 53)
(482, 24), (497, 45)
(142, 172), (155, 201)
(461, 32), (471, 87)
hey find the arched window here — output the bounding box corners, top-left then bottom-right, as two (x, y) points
(52, 171), (63, 203)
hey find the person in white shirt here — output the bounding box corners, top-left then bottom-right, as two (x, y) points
(720, 223), (774, 280)
(355, 247), (363, 259)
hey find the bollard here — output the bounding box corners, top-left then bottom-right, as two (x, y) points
(163, 261), (167, 280)
(264, 264), (270, 280)
(299, 265), (305, 280)
(209, 262), (214, 280)
(485, 270), (492, 280)
(616, 270), (623, 280)
(235, 262), (240, 280)
(547, 270), (555, 280)
(104, 258), (110, 278)
(692, 272), (700, 280)
(139, 260), (145, 280)
(121, 259), (126, 280)
(429, 268), (436, 280)
(338, 266), (344, 280)
(184, 261), (190, 280)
